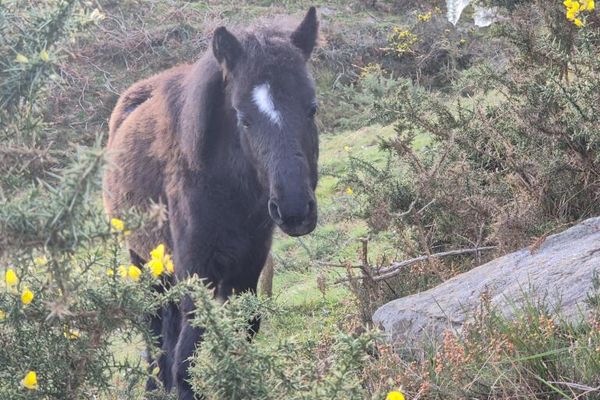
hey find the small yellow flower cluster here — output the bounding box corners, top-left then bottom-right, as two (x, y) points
(33, 255), (48, 266)
(358, 62), (383, 80)
(345, 187), (354, 195)
(385, 27), (419, 56)
(89, 8), (106, 23)
(22, 370), (38, 390)
(147, 244), (175, 277)
(106, 243), (174, 281)
(14, 50), (51, 64)
(386, 390), (406, 400)
(417, 11), (432, 22)
(107, 264), (142, 281)
(4, 269), (34, 305)
(64, 326), (81, 340)
(110, 217), (130, 235)
(564, 0), (595, 27)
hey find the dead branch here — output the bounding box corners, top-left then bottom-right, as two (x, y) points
(335, 246), (496, 284)
(313, 260), (362, 269)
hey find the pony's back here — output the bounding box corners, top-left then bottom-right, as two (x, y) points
(103, 64), (192, 257)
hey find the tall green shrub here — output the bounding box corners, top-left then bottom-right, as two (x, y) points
(345, 0), (600, 261)
(0, 2), (164, 398)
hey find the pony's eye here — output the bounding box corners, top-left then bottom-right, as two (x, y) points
(308, 103), (318, 118)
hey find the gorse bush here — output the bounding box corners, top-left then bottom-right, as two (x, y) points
(1, 0), (76, 114)
(344, 0), (600, 268)
(0, 2), (163, 398)
(0, 227), (159, 399)
(0, 0), (109, 193)
(380, 5), (501, 90)
(188, 287), (378, 400)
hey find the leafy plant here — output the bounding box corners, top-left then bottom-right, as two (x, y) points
(189, 285), (377, 400)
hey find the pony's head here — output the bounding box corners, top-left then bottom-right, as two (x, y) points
(212, 8), (319, 236)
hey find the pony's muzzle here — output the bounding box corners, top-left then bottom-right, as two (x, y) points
(268, 196), (317, 236)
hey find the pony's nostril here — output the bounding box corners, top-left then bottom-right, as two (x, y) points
(269, 198), (315, 228)
(268, 199), (283, 223)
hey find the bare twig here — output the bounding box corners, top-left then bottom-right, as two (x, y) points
(390, 198), (416, 218)
(313, 260), (362, 269)
(335, 246), (496, 284)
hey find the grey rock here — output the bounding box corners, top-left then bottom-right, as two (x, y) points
(372, 217), (600, 344)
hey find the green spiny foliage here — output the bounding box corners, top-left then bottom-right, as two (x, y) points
(0, 0), (78, 113)
(189, 286), (376, 400)
(344, 0), (600, 263)
(0, 2), (166, 398)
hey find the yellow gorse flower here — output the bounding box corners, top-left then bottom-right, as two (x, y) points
(345, 187), (354, 195)
(564, 0), (595, 26)
(21, 288), (34, 305)
(128, 265), (142, 281)
(417, 11), (432, 22)
(107, 244), (175, 281)
(150, 243), (165, 261)
(110, 217), (125, 232)
(33, 255), (48, 266)
(165, 257), (174, 274)
(118, 265), (128, 278)
(147, 259), (164, 277)
(5, 268), (18, 287)
(109, 264), (142, 281)
(15, 53), (29, 63)
(39, 50), (49, 62)
(386, 391), (406, 400)
(64, 326), (81, 340)
(385, 27), (418, 55)
(0, 309), (6, 320)
(147, 243), (175, 277)
(22, 371), (38, 390)
(89, 8), (106, 23)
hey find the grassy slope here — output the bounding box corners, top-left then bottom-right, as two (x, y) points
(53, 0), (411, 147)
(263, 124), (396, 341)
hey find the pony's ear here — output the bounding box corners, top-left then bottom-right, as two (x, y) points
(212, 27), (243, 73)
(178, 57), (223, 169)
(291, 7), (319, 60)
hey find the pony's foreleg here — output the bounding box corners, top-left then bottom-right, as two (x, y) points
(172, 294), (204, 400)
(160, 295), (181, 391)
(171, 278), (261, 400)
(129, 250), (176, 392)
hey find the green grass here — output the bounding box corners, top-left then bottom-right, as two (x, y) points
(262, 122), (405, 350)
(258, 268), (350, 342)
(318, 124), (396, 173)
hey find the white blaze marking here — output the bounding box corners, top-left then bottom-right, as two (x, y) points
(252, 83), (282, 127)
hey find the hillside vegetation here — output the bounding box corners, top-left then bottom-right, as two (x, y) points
(1, 0), (599, 399)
